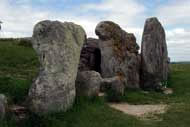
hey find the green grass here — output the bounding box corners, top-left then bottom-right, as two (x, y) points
(0, 40), (39, 103)
(0, 40), (190, 127)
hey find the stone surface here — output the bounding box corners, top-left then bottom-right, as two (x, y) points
(76, 71), (102, 97)
(95, 21), (140, 89)
(28, 20), (86, 113)
(101, 76), (125, 96)
(141, 17), (169, 90)
(0, 94), (7, 119)
(78, 38), (101, 73)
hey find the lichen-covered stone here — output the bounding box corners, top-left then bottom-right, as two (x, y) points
(95, 21), (140, 89)
(29, 20), (86, 113)
(76, 71), (102, 97)
(141, 17), (169, 90)
(0, 94), (7, 119)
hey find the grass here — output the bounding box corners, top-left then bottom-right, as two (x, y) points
(0, 40), (39, 104)
(0, 39), (190, 127)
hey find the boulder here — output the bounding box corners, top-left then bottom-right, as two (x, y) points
(28, 20), (86, 113)
(0, 94), (7, 119)
(76, 71), (102, 97)
(95, 21), (140, 89)
(78, 38), (101, 72)
(101, 76), (125, 95)
(101, 76), (125, 102)
(141, 17), (169, 90)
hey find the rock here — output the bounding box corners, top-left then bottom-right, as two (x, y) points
(78, 38), (101, 72)
(101, 76), (125, 102)
(141, 17), (169, 90)
(126, 54), (141, 89)
(28, 20), (86, 113)
(0, 94), (7, 119)
(10, 105), (28, 121)
(162, 88), (173, 95)
(95, 21), (140, 89)
(101, 76), (125, 95)
(76, 71), (102, 97)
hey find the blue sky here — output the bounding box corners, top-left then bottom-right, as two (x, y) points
(0, 0), (190, 61)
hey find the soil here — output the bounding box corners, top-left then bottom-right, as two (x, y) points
(108, 103), (168, 119)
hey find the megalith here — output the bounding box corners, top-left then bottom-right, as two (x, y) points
(28, 20), (86, 113)
(141, 17), (169, 90)
(95, 21), (140, 89)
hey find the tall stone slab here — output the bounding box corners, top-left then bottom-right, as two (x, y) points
(29, 20), (86, 113)
(141, 17), (169, 90)
(95, 21), (140, 89)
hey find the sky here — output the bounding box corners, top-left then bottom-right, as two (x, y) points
(0, 0), (189, 62)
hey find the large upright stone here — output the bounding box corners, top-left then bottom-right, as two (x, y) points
(95, 21), (140, 89)
(141, 17), (169, 90)
(28, 20), (86, 113)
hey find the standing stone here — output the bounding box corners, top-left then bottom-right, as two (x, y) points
(29, 20), (86, 113)
(78, 38), (101, 73)
(0, 94), (7, 119)
(141, 17), (169, 90)
(95, 21), (140, 89)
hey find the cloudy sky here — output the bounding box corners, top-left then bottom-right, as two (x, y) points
(0, 0), (189, 62)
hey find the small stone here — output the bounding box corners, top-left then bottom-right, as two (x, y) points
(76, 71), (102, 97)
(101, 76), (125, 102)
(0, 94), (7, 119)
(163, 88), (173, 95)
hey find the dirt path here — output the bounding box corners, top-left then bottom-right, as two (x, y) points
(108, 103), (168, 119)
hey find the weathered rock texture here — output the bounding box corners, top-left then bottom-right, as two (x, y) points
(29, 20), (86, 113)
(78, 38), (101, 73)
(141, 17), (169, 90)
(95, 21), (140, 89)
(76, 71), (102, 97)
(76, 71), (124, 99)
(101, 76), (125, 96)
(0, 94), (7, 119)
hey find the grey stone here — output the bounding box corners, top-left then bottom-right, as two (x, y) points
(78, 38), (101, 72)
(95, 21), (140, 89)
(141, 17), (169, 90)
(0, 94), (7, 119)
(101, 76), (125, 96)
(101, 76), (125, 102)
(76, 71), (102, 97)
(28, 20), (86, 113)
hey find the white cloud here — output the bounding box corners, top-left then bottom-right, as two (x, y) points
(166, 28), (190, 61)
(0, 0), (51, 37)
(155, 0), (190, 26)
(81, 0), (146, 27)
(0, 0), (190, 61)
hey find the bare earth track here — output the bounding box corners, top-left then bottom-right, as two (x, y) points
(109, 103), (168, 119)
